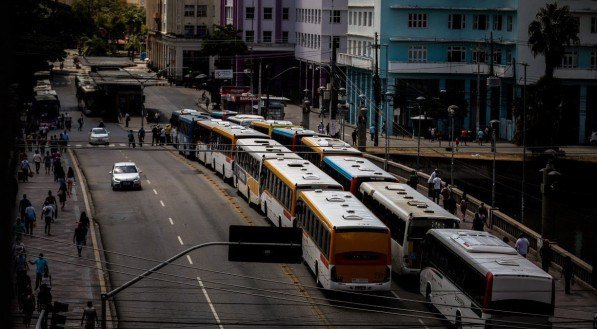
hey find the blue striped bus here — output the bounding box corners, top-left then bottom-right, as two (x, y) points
(271, 127), (321, 151)
(321, 156), (398, 194)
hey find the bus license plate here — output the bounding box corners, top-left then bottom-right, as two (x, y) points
(352, 278), (368, 283)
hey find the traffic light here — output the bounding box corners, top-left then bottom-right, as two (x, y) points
(50, 301), (68, 329)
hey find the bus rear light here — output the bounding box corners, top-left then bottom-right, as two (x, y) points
(483, 272), (494, 313)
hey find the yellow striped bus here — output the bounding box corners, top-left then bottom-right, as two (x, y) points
(249, 119), (295, 137)
(296, 190), (392, 291)
(297, 136), (362, 166)
(259, 158), (342, 228)
(210, 125), (268, 182)
(233, 138), (301, 206)
(195, 119), (229, 166)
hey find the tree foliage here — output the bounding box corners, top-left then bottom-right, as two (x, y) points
(528, 2), (580, 78)
(200, 25), (248, 67)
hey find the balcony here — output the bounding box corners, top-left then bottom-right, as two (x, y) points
(248, 42), (295, 52)
(388, 61), (513, 78)
(554, 67), (597, 80)
(338, 53), (373, 70)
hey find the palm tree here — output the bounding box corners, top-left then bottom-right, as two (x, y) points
(528, 2), (580, 78)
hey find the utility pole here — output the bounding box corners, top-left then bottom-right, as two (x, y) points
(330, 35), (338, 137)
(475, 54), (481, 135)
(358, 95), (367, 151)
(258, 60), (262, 115)
(541, 161), (560, 240)
(373, 32), (381, 147)
(519, 61), (529, 224)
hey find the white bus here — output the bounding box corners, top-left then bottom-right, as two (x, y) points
(210, 125), (268, 182)
(227, 114), (264, 127)
(260, 158), (342, 228)
(195, 120), (229, 166)
(233, 138), (301, 206)
(296, 190), (392, 291)
(421, 229), (554, 328)
(359, 182), (460, 275)
(297, 136), (362, 166)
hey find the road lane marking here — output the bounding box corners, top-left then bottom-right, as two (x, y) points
(119, 143), (125, 147)
(146, 179), (151, 184)
(177, 236), (183, 245)
(152, 188), (157, 195)
(418, 318), (428, 329)
(160, 200), (165, 207)
(186, 255), (193, 264)
(76, 144), (82, 147)
(391, 290), (400, 299)
(168, 217), (174, 225)
(197, 277), (224, 329)
(109, 144), (115, 147)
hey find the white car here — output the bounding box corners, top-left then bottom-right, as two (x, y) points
(110, 162), (142, 190)
(89, 127), (110, 145)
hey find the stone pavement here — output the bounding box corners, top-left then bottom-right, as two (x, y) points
(10, 147), (108, 328)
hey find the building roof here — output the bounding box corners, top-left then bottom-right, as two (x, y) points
(272, 127), (320, 138)
(263, 158), (342, 189)
(235, 139), (301, 161)
(300, 137), (362, 156)
(323, 156), (397, 181)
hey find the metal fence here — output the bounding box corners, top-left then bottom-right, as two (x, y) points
(363, 153), (595, 289)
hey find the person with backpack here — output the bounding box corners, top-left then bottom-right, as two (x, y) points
(41, 201), (55, 235)
(138, 127), (145, 147)
(127, 130), (136, 148)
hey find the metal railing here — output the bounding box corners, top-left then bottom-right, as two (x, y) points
(363, 153), (595, 289)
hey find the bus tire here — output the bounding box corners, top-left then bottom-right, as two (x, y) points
(454, 311), (462, 329)
(263, 202), (268, 218)
(278, 216), (282, 228)
(247, 187), (252, 205)
(425, 284), (433, 310)
(315, 262), (322, 287)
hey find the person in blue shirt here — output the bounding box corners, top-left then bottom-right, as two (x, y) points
(24, 205), (36, 236)
(29, 253), (48, 290)
(370, 125), (375, 141)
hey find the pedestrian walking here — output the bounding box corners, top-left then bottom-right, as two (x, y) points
(19, 194), (32, 220)
(127, 130), (136, 148)
(455, 137), (460, 152)
(45, 190), (58, 219)
(13, 218), (26, 240)
(42, 201), (54, 235)
(32, 150), (42, 174)
(561, 256), (574, 294)
(446, 193), (457, 215)
(317, 122), (324, 134)
(151, 125), (158, 146)
(478, 202), (488, 220)
(78, 115), (84, 131)
(351, 129), (358, 146)
(432, 175), (442, 203)
(81, 301), (99, 329)
(20, 158), (31, 182)
(154, 112), (160, 123)
(381, 122), (386, 136)
(515, 233), (530, 258)
(21, 287), (35, 328)
(79, 211), (90, 228)
(73, 222), (88, 257)
(160, 127), (166, 145)
(36, 284), (52, 313)
(57, 182), (67, 210)
(54, 160), (65, 184)
(66, 166), (75, 197)
(24, 204), (36, 236)
(540, 239), (553, 273)
(408, 170), (418, 190)
(138, 127), (145, 147)
(440, 184), (451, 209)
(427, 169), (438, 197)
(165, 124), (172, 144)
(459, 192), (468, 221)
(40, 269), (52, 291)
(125, 112), (131, 127)
(43, 151), (52, 174)
(369, 125), (375, 141)
(473, 212), (485, 231)
(29, 253), (48, 290)
(477, 129), (484, 145)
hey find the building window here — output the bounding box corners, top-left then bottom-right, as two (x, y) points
(448, 46), (466, 62)
(493, 51), (502, 65)
(448, 14), (465, 29)
(197, 25), (208, 37)
(408, 46), (428, 63)
(263, 31), (272, 43)
(246, 7), (254, 19)
(493, 15), (503, 30)
(196, 5), (207, 17)
(473, 14), (488, 30)
(408, 13), (428, 28)
(507, 15), (513, 31)
(245, 30), (254, 43)
(358, 12), (362, 26)
(282, 7), (289, 20)
(184, 25), (194, 36)
(560, 51), (578, 68)
(592, 17), (597, 33)
(591, 51), (597, 69)
(330, 10), (341, 24)
(506, 49), (512, 64)
(348, 11), (353, 25)
(368, 12), (373, 26)
(184, 5), (195, 17)
(472, 49), (486, 63)
(282, 31), (289, 43)
(329, 36), (340, 50)
(263, 7), (272, 20)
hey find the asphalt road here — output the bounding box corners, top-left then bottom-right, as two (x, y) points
(52, 75), (445, 328)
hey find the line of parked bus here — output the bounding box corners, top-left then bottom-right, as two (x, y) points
(169, 109), (555, 328)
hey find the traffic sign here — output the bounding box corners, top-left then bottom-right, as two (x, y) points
(228, 225), (302, 264)
(215, 69), (233, 79)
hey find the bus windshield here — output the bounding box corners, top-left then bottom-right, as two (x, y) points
(407, 218), (458, 240)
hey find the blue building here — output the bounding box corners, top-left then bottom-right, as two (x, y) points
(339, 0), (597, 144)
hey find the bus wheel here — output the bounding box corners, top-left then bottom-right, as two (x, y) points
(425, 284), (433, 311)
(315, 262), (322, 287)
(454, 311), (462, 329)
(263, 202), (268, 218)
(247, 187), (252, 205)
(278, 216), (282, 228)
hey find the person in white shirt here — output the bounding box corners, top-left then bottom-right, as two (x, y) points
(432, 175), (442, 203)
(515, 233), (530, 258)
(427, 169), (438, 197)
(32, 150), (42, 174)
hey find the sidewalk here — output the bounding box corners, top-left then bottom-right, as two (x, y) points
(11, 148), (106, 328)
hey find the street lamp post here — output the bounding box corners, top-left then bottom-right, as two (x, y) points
(490, 119), (500, 207)
(301, 89), (311, 129)
(448, 105), (459, 186)
(416, 96), (426, 168)
(338, 87), (347, 141)
(384, 91), (393, 170)
(357, 94), (367, 151)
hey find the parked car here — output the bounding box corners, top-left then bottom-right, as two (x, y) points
(110, 162), (142, 190)
(89, 127), (109, 145)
